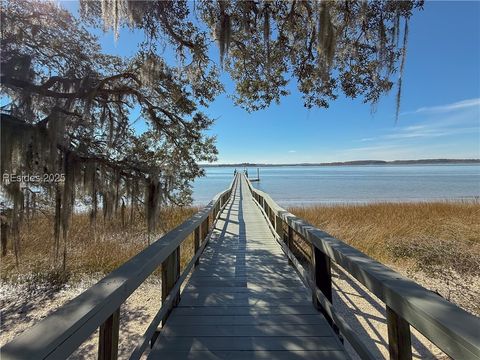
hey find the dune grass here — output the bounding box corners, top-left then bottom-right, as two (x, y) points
(1, 206), (198, 284)
(3, 200), (479, 291)
(288, 201), (480, 277)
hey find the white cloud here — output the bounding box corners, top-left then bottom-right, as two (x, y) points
(339, 141), (478, 161)
(383, 126), (478, 140)
(288, 150), (297, 153)
(361, 100), (479, 144)
(403, 98), (480, 115)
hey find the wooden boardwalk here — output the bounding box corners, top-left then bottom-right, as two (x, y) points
(4, 174), (479, 360)
(149, 175), (347, 359)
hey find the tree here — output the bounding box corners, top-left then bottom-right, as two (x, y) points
(80, 0), (423, 112)
(1, 0), (219, 269)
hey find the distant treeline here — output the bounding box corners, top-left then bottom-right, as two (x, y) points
(202, 159), (480, 168)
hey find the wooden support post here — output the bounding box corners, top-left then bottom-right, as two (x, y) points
(161, 247), (180, 324)
(287, 226), (294, 265)
(387, 305), (412, 360)
(275, 216), (284, 240)
(311, 245), (336, 332)
(202, 218), (208, 239)
(98, 308), (120, 360)
(194, 226), (200, 266)
(152, 247), (181, 347)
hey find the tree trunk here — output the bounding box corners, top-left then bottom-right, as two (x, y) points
(54, 185), (62, 265)
(1, 221), (8, 257)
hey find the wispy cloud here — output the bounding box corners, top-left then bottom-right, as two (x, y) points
(288, 150), (297, 153)
(339, 141), (478, 161)
(403, 98), (480, 115)
(362, 99), (479, 144)
(383, 126), (478, 140)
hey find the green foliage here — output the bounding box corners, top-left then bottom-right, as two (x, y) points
(80, 0), (422, 112)
(199, 0), (423, 111)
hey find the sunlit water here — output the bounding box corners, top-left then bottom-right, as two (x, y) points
(191, 165), (480, 206)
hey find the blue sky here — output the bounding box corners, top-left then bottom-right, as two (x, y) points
(65, 1), (480, 164)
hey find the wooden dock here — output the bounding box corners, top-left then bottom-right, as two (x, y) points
(2, 173), (480, 360)
(149, 175), (347, 359)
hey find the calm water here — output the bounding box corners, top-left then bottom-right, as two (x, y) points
(191, 165), (480, 206)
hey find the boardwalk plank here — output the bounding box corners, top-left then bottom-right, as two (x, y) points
(172, 306), (321, 316)
(149, 350), (347, 360)
(166, 314), (328, 326)
(155, 336), (343, 351)
(160, 324), (331, 337)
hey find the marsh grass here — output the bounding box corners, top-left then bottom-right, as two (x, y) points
(3, 200), (479, 293)
(288, 201), (480, 277)
(1, 206), (198, 285)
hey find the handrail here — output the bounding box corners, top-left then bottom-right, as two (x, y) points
(244, 174), (480, 360)
(1, 174), (239, 360)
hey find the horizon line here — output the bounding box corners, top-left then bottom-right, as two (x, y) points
(199, 158), (480, 167)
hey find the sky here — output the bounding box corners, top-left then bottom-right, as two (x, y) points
(62, 1), (480, 164)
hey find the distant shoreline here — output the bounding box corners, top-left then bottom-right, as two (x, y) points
(201, 159), (480, 168)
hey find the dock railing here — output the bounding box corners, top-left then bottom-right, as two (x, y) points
(1, 175), (239, 360)
(245, 175), (480, 360)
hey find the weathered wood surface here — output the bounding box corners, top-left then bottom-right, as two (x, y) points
(386, 305), (412, 360)
(98, 308), (120, 360)
(149, 175), (347, 359)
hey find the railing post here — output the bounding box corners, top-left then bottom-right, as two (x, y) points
(202, 218), (208, 239)
(311, 245), (336, 330)
(151, 246), (181, 348)
(387, 305), (412, 360)
(161, 247), (180, 323)
(194, 226), (200, 266)
(287, 226), (294, 265)
(98, 308), (120, 360)
(275, 215), (284, 240)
